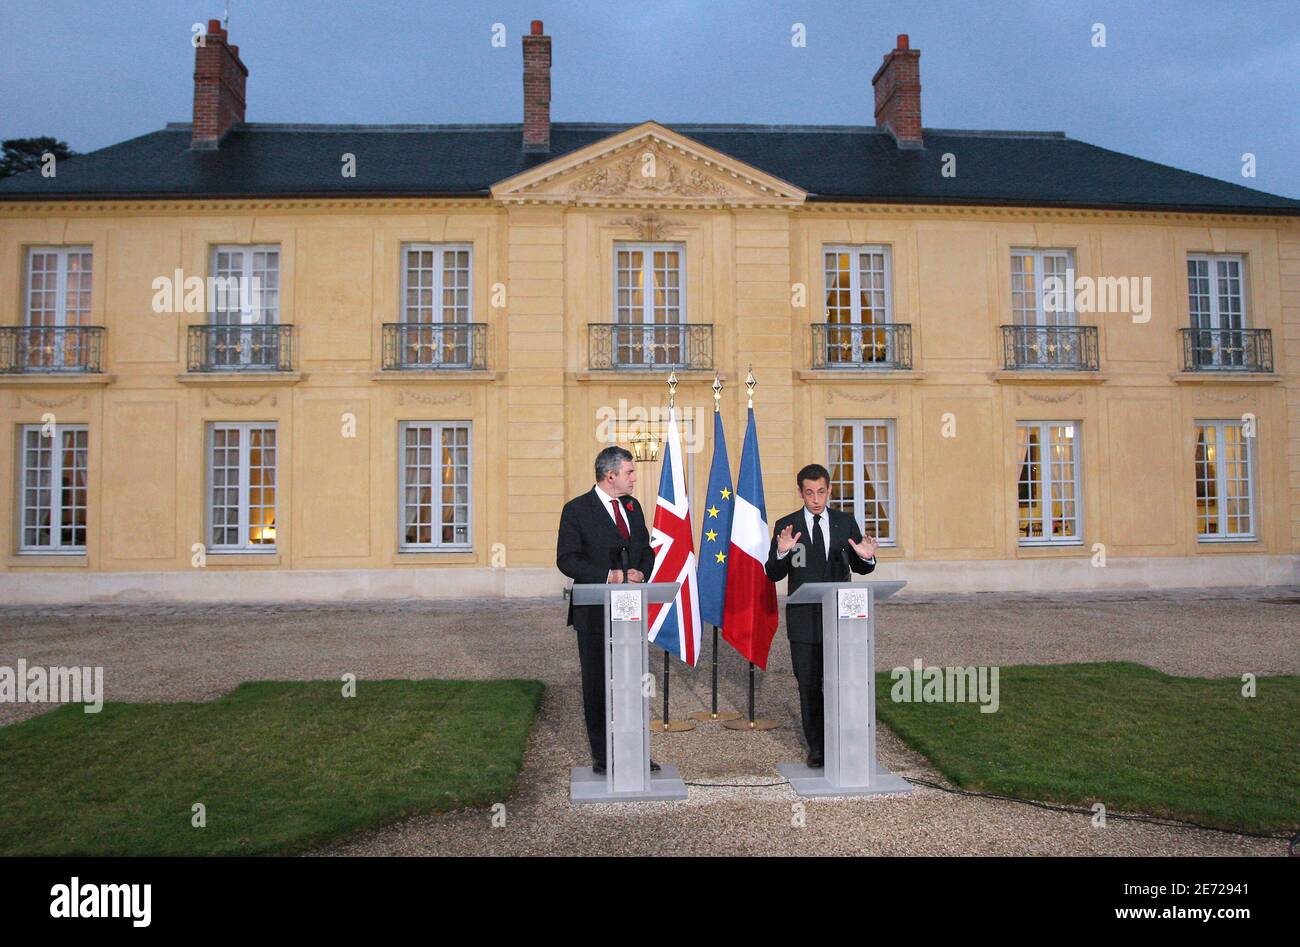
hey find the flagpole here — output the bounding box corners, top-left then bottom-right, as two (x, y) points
(650, 369), (696, 734)
(722, 367), (779, 733)
(688, 623), (739, 722)
(712, 626), (720, 716)
(664, 649), (669, 723)
(651, 649), (694, 732)
(722, 661), (779, 730)
(748, 662), (755, 720)
(689, 374), (740, 723)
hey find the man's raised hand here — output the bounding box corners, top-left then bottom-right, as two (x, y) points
(776, 523), (802, 554)
(849, 535), (879, 560)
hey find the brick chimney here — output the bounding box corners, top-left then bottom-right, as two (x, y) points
(192, 18), (248, 150)
(872, 34), (922, 148)
(522, 20), (551, 154)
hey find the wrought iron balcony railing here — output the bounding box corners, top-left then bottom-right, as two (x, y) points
(588, 322), (713, 371)
(1001, 324), (1099, 371)
(811, 322), (912, 370)
(187, 324), (294, 372)
(1179, 327), (1272, 372)
(382, 322), (487, 370)
(0, 325), (105, 374)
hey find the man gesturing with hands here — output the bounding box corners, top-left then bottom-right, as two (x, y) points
(765, 463), (879, 768)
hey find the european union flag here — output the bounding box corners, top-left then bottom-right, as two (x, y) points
(697, 409), (734, 628)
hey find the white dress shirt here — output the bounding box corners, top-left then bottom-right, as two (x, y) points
(593, 483), (624, 527)
(777, 507), (876, 564)
(594, 484), (637, 579)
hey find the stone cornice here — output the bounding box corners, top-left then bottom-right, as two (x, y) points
(798, 202), (1300, 226)
(0, 196), (1295, 226)
(0, 198), (495, 216)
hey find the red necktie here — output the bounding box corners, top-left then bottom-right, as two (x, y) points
(610, 499), (630, 540)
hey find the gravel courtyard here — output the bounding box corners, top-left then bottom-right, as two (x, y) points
(1, 586), (1296, 856)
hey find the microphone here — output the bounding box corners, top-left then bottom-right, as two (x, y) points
(619, 545), (630, 583)
(839, 546), (851, 581)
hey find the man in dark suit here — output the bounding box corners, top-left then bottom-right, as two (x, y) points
(764, 463), (879, 768)
(556, 446), (657, 775)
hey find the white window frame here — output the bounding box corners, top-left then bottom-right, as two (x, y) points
(206, 422), (279, 553)
(398, 420), (473, 551)
(825, 419), (897, 547)
(1187, 253), (1249, 369)
(823, 245), (894, 364)
(18, 423), (88, 554)
(209, 245), (279, 326)
(25, 246), (94, 369)
(823, 245), (894, 325)
(398, 243), (474, 368)
(1186, 253), (1248, 332)
(1011, 248), (1076, 327)
(613, 242), (686, 367)
(1015, 421), (1083, 546)
(207, 245), (281, 371)
(25, 246), (93, 328)
(400, 243), (473, 325)
(1194, 420), (1256, 542)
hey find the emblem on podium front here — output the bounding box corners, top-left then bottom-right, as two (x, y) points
(837, 588), (869, 620)
(611, 589), (643, 622)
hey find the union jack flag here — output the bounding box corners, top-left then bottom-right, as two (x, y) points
(647, 407), (701, 665)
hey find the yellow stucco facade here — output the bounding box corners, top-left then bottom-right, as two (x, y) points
(2, 123), (1298, 602)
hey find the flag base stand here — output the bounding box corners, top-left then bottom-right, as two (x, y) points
(722, 717), (780, 731)
(649, 719), (696, 732)
(687, 709), (741, 722)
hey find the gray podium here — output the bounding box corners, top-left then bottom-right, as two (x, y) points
(568, 581), (689, 804)
(777, 580), (912, 797)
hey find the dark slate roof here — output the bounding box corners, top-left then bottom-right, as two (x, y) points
(2, 122), (1297, 215)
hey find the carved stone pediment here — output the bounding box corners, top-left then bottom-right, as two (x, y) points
(491, 121), (806, 208)
(568, 140), (732, 199)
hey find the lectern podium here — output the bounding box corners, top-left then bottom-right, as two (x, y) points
(568, 581), (689, 804)
(777, 580), (912, 797)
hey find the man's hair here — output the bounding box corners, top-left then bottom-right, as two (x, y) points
(797, 463), (831, 490)
(595, 446), (634, 482)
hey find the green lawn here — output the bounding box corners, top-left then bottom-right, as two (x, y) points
(0, 678), (544, 856)
(876, 661), (1299, 833)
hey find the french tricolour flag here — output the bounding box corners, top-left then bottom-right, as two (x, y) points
(721, 406), (779, 670)
(647, 407), (701, 666)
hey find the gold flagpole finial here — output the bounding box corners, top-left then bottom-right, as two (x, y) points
(666, 369), (678, 410)
(745, 366), (756, 409)
(711, 373), (722, 412)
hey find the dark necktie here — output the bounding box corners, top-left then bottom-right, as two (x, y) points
(810, 513), (826, 576)
(610, 499), (630, 540)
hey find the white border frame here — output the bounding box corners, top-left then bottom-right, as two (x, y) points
(205, 421), (280, 553)
(825, 418), (898, 548)
(1015, 419), (1083, 547)
(1193, 418), (1257, 542)
(17, 423), (89, 554)
(396, 419), (474, 552)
